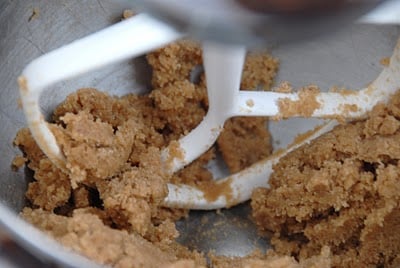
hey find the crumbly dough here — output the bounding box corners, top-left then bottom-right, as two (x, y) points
(15, 35), (400, 267)
(252, 93), (400, 267)
(14, 40), (278, 267)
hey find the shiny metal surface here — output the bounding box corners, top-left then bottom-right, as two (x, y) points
(0, 0), (399, 267)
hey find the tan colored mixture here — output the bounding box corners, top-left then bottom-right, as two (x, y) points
(252, 96), (400, 267)
(13, 37), (400, 267)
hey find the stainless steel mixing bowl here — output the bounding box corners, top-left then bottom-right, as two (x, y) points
(0, 1), (399, 267)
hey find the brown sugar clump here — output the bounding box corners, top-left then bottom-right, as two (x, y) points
(241, 51), (279, 90)
(147, 40), (203, 89)
(150, 80), (208, 141)
(217, 117), (272, 173)
(24, 158), (71, 211)
(54, 110), (137, 187)
(96, 147), (168, 236)
(146, 41), (209, 143)
(276, 85), (321, 119)
(252, 91), (400, 267)
(14, 129), (71, 211)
